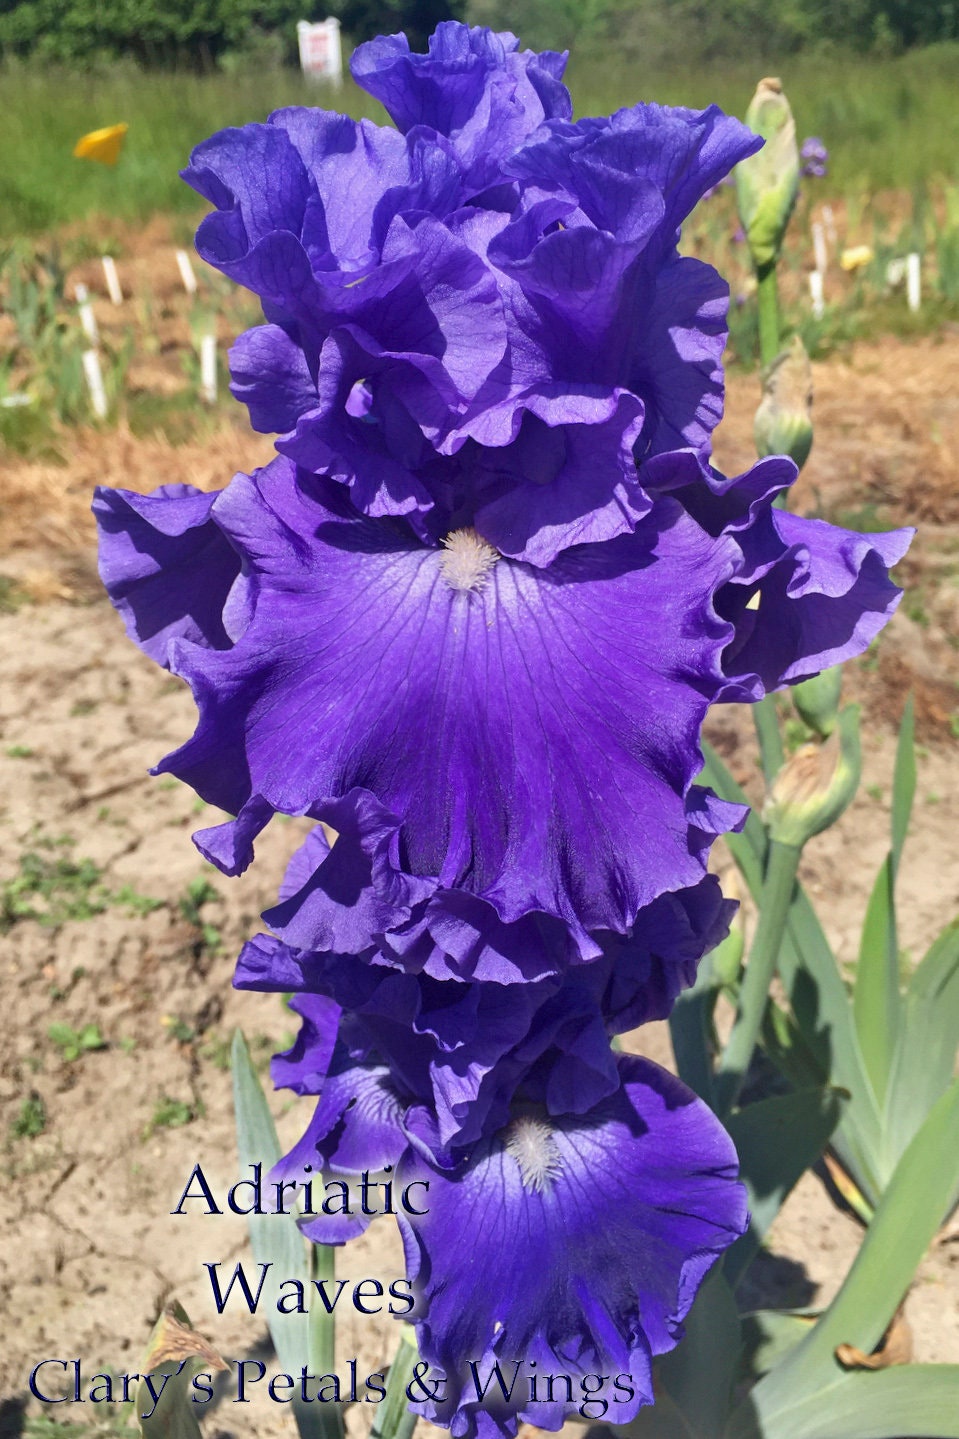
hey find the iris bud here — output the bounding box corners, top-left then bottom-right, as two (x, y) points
(791, 666), (843, 739)
(764, 704), (861, 847)
(735, 77), (800, 270)
(753, 333), (813, 470)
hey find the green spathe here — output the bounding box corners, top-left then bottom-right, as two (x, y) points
(791, 666), (843, 739)
(754, 334), (814, 472)
(764, 705), (861, 848)
(736, 77), (800, 270)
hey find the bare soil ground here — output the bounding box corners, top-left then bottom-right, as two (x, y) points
(1, 238), (958, 1434)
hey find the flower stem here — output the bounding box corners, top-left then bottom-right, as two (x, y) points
(714, 839), (801, 1119)
(756, 258), (790, 511)
(753, 695), (784, 788)
(756, 260), (780, 369)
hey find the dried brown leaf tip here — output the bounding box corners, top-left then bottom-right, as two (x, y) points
(835, 1304), (914, 1370)
(143, 1305), (230, 1375)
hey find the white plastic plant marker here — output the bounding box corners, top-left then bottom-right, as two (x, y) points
(74, 282), (99, 345)
(0, 393), (32, 408)
(809, 269), (825, 319)
(176, 249), (198, 296)
(82, 348), (108, 418)
(811, 221), (828, 277)
(907, 252), (921, 313)
(200, 333), (217, 404)
(822, 203), (837, 247)
(101, 255), (123, 305)
(886, 258), (907, 289)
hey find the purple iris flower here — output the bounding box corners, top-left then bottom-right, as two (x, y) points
(90, 27), (912, 1435)
(181, 23), (762, 567)
(350, 23), (573, 191)
(94, 455), (754, 966)
(247, 987), (746, 1437)
(234, 827), (735, 1162)
(401, 1062), (747, 1436)
(800, 136), (828, 179)
(92, 446), (907, 956)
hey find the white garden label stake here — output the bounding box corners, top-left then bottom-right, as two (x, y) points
(200, 333), (217, 404)
(907, 252), (921, 313)
(101, 255), (123, 305)
(175, 249), (198, 296)
(82, 348), (108, 418)
(75, 282), (99, 345)
(809, 269), (825, 319)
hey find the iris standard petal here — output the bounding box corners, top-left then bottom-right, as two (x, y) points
(350, 23), (572, 187)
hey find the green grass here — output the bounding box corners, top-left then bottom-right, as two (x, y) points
(10, 1093), (46, 1138)
(0, 61), (386, 236)
(47, 1021), (107, 1061)
(570, 42), (959, 194)
(2, 842), (108, 928)
(147, 1094), (198, 1131)
(0, 833), (165, 929)
(3, 42), (959, 236)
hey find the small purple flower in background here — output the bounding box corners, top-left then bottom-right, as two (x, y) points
(92, 22), (908, 1438)
(801, 135), (829, 178)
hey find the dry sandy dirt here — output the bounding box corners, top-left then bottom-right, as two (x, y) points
(1, 237), (958, 1436)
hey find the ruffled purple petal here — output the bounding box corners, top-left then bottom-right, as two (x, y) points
(350, 24), (572, 189)
(270, 991), (340, 1096)
(506, 103), (760, 253)
(468, 384), (648, 565)
(400, 1055), (748, 1435)
(631, 255), (730, 457)
(156, 456), (737, 950)
(230, 323), (318, 435)
(93, 484), (240, 666)
(237, 865), (733, 1164)
(639, 447), (912, 698)
(724, 510), (913, 695)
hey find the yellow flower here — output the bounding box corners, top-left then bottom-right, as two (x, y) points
(73, 123), (128, 166)
(839, 244), (874, 272)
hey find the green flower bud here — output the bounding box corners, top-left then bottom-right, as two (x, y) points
(764, 704), (861, 848)
(792, 665), (843, 739)
(754, 333), (814, 471)
(735, 77), (800, 271)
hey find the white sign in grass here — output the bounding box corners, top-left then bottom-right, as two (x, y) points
(822, 203), (837, 248)
(812, 221), (828, 277)
(297, 18), (342, 83)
